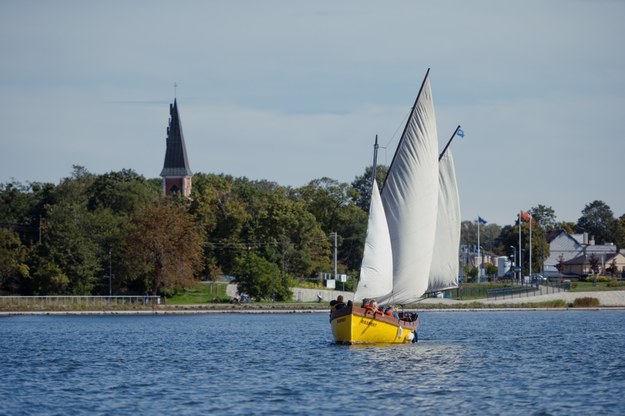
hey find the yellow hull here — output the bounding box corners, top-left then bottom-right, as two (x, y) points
(330, 306), (419, 344)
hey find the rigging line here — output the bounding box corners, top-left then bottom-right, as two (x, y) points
(372, 107), (410, 169)
(383, 107), (411, 151)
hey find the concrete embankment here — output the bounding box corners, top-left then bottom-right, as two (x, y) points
(2, 288), (624, 316)
(229, 285), (625, 307)
(420, 290), (625, 308)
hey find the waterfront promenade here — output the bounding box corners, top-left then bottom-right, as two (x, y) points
(2, 287), (624, 315)
(283, 285), (625, 308)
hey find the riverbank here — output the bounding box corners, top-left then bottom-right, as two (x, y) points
(2, 290), (625, 315)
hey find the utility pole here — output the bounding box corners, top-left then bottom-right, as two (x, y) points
(109, 250), (112, 297)
(331, 232), (338, 280)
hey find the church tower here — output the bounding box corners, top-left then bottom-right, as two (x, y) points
(160, 99), (192, 198)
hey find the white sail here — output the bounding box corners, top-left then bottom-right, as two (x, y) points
(354, 182), (393, 302)
(377, 72), (439, 305)
(428, 149), (461, 292)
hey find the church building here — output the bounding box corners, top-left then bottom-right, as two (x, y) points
(160, 99), (192, 197)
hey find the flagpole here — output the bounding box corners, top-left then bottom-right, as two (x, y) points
(477, 216), (481, 281)
(518, 211), (522, 285)
(529, 213), (532, 277)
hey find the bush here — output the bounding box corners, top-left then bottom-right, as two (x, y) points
(571, 297), (600, 307)
(584, 275), (610, 283)
(607, 280), (625, 288)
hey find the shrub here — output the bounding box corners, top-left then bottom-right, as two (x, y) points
(572, 297), (600, 307)
(584, 275), (610, 283)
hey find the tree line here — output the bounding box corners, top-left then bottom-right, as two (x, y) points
(1, 165), (623, 298)
(0, 166), (381, 299)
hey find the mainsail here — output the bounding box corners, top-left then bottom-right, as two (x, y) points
(428, 149), (461, 292)
(377, 70), (440, 305)
(354, 181), (393, 302)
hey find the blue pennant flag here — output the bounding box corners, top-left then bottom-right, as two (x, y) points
(478, 216), (487, 225)
(457, 128), (465, 138)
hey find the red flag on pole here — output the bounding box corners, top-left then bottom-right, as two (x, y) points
(520, 210), (531, 222)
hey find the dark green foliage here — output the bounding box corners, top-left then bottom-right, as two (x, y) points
(232, 252), (292, 301)
(0, 229), (30, 293)
(350, 165), (388, 211)
(576, 200), (617, 244)
(2, 163), (624, 299)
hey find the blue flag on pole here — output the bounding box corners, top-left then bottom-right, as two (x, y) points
(457, 128), (465, 138)
(478, 216), (487, 225)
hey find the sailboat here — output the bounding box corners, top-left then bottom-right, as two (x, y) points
(330, 69), (461, 344)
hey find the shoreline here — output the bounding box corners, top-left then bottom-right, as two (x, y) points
(3, 306), (625, 316)
(3, 290), (625, 316)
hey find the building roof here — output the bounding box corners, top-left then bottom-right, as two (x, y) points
(562, 252), (621, 266)
(546, 229), (566, 243)
(160, 99), (192, 177)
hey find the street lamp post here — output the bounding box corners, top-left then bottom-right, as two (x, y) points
(510, 246), (517, 284)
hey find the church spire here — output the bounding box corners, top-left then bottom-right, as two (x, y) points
(160, 99), (192, 197)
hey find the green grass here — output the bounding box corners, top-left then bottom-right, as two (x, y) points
(166, 282), (230, 305)
(571, 281), (624, 292)
(418, 299), (569, 309)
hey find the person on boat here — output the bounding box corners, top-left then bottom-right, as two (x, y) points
(330, 295), (346, 312)
(363, 299), (382, 315)
(384, 305), (399, 319)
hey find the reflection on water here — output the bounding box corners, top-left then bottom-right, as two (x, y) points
(2, 311), (625, 415)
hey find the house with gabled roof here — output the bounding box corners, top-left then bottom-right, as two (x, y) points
(546, 230), (621, 277)
(561, 252), (625, 277)
(545, 230), (583, 268)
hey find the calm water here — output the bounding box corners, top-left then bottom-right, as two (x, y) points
(1, 311), (625, 415)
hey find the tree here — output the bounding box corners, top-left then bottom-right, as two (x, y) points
(485, 263), (498, 280)
(481, 223), (502, 253)
(350, 165), (388, 211)
(26, 171), (102, 295)
(606, 258), (618, 277)
(495, 219), (546, 275)
(121, 199), (205, 295)
(588, 253), (600, 276)
(530, 205), (557, 231)
(233, 252), (292, 301)
(558, 221), (576, 234)
(87, 169), (159, 213)
(614, 214), (625, 249)
(460, 220), (478, 248)
(461, 220), (501, 254)
(0, 229), (30, 293)
(576, 200), (617, 244)
(32, 201), (101, 294)
(190, 173), (251, 278)
(294, 177), (365, 277)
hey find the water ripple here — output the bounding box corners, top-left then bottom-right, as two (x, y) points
(2, 311), (625, 414)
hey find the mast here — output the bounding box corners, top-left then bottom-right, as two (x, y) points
(381, 68), (431, 193)
(439, 125), (462, 161)
(371, 135), (379, 188)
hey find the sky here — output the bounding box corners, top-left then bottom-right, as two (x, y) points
(1, 0), (624, 226)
